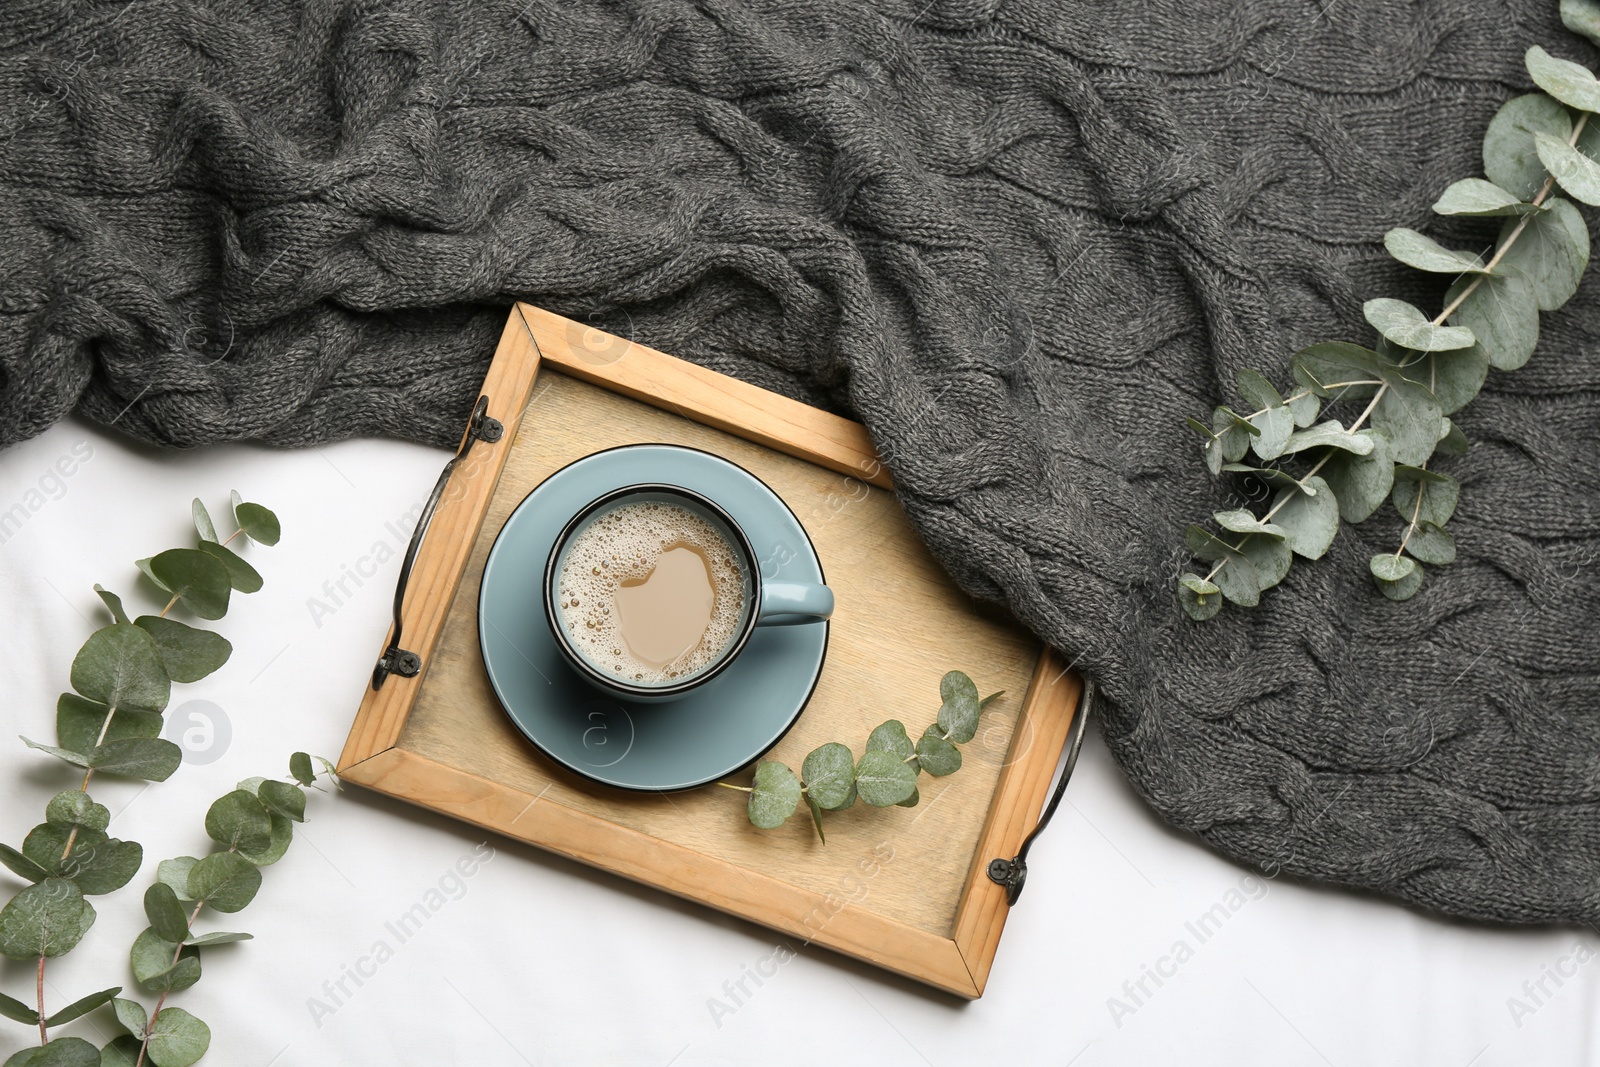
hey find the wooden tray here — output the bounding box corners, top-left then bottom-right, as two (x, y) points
(337, 304), (1083, 998)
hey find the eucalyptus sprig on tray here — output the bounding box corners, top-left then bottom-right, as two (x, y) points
(1178, 23), (1600, 619)
(0, 492), (332, 1067)
(723, 672), (1001, 842)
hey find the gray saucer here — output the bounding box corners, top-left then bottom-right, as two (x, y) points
(478, 444), (828, 791)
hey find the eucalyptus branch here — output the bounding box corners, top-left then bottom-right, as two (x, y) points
(0, 492), (298, 1066)
(1178, 28), (1600, 619)
(735, 672), (1001, 842)
(113, 756), (337, 1067)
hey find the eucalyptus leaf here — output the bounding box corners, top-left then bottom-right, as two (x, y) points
(1187, 416), (1224, 476)
(853, 750), (919, 807)
(3, 1037), (101, 1067)
(289, 752), (316, 786)
(91, 737), (182, 782)
(936, 670), (981, 744)
(236, 813), (292, 868)
(865, 720), (918, 775)
(182, 930), (253, 947)
(23, 824), (100, 876)
(186, 852), (261, 913)
(43, 986), (120, 1027)
(1222, 464), (1317, 495)
(146, 549), (232, 621)
(71, 624), (169, 714)
(805, 794), (826, 845)
(1370, 554), (1425, 601)
(1535, 131), (1600, 206)
(1183, 526), (1262, 606)
(198, 541), (263, 594)
(21, 737), (93, 769)
(1320, 431), (1395, 523)
(134, 616), (233, 684)
(112, 997), (148, 1039)
(257, 780), (306, 823)
(45, 790), (109, 832)
(1432, 177), (1542, 216)
(1247, 405), (1294, 460)
(156, 858), (198, 902)
(1393, 470), (1461, 527)
(800, 743), (857, 811)
(204, 789), (272, 853)
(1282, 420), (1378, 457)
(145, 1005), (210, 1067)
(1484, 93), (1572, 199)
(103, 1036), (144, 1067)
(0, 989), (38, 1025)
(93, 585), (131, 625)
(1238, 534), (1292, 590)
(144, 883), (190, 943)
(0, 879), (96, 960)
(1291, 342), (1382, 398)
(1286, 389), (1321, 428)
(915, 726), (962, 777)
(233, 501), (281, 546)
(56, 836), (142, 895)
(1563, 0), (1600, 47)
(1236, 368), (1283, 411)
(1419, 346), (1492, 415)
(1525, 45), (1600, 113)
(1178, 573), (1223, 621)
(0, 845), (49, 885)
(1364, 298), (1475, 352)
(130, 929), (201, 994)
(1212, 509), (1287, 538)
(56, 693), (160, 757)
(1382, 227), (1490, 274)
(747, 761), (802, 829)
(1436, 419), (1470, 456)
(1406, 522), (1458, 565)
(1211, 406), (1258, 463)
(1497, 197), (1589, 311)
(1372, 370), (1445, 467)
(192, 498), (218, 543)
(895, 788), (920, 808)
(1446, 271), (1540, 372)
(1270, 476), (1340, 560)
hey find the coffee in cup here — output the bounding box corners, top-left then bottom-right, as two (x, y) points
(544, 482), (833, 703)
(554, 500), (751, 686)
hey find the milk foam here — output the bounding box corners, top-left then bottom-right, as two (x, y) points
(556, 501), (748, 685)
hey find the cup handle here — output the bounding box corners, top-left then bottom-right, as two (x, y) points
(755, 582), (834, 626)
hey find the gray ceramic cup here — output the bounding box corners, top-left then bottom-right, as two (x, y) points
(543, 483), (832, 703)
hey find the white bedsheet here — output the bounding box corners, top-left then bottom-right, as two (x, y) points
(1, 417), (1593, 1067)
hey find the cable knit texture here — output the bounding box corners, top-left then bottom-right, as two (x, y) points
(3, 0), (1597, 926)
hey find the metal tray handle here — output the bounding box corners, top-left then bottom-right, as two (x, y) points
(371, 395), (504, 690)
(986, 678), (1094, 905)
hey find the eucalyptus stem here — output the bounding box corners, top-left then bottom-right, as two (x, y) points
(36, 956), (45, 1045)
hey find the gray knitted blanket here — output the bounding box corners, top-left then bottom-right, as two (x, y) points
(3, 0), (1597, 928)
